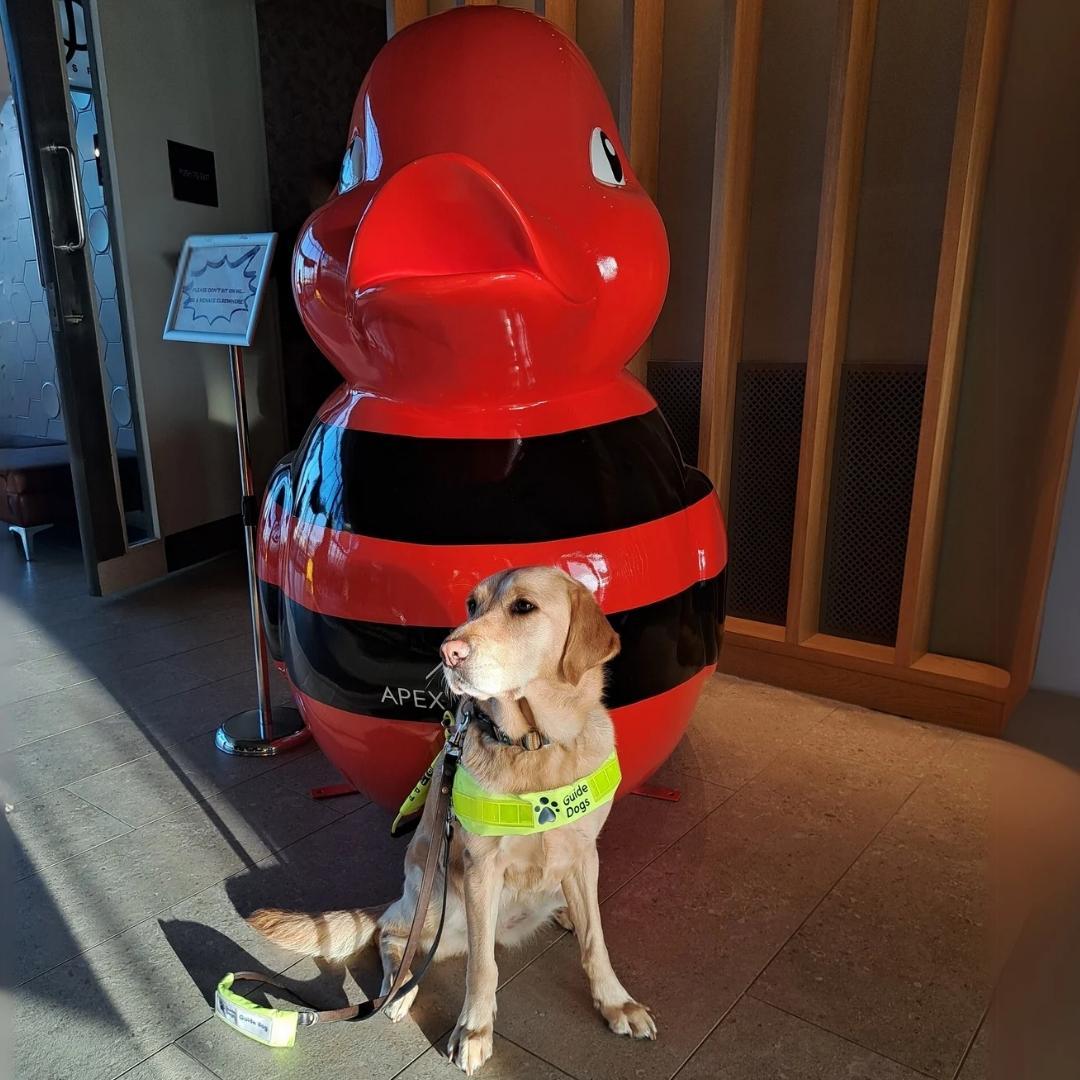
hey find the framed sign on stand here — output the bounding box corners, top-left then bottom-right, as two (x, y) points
(165, 233), (309, 757)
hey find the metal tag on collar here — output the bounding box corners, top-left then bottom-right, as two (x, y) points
(520, 730), (545, 751)
(448, 701), (472, 750)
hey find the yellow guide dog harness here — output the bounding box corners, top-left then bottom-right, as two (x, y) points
(451, 752), (621, 835)
(393, 703), (622, 836)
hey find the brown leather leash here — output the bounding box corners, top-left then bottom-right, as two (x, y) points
(229, 713), (468, 1026)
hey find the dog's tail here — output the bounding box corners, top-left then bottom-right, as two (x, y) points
(247, 906), (382, 960)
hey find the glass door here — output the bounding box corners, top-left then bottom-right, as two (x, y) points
(1, 0), (159, 593)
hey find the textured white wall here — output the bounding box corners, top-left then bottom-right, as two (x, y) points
(92, 0), (285, 539)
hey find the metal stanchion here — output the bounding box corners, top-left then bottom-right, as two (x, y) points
(215, 344), (309, 757)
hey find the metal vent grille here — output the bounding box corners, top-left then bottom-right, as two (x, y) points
(646, 360), (701, 466)
(819, 364), (926, 645)
(726, 363), (806, 624)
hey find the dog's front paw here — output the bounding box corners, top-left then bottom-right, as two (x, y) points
(383, 984), (418, 1023)
(601, 999), (657, 1040)
(448, 1021), (494, 1075)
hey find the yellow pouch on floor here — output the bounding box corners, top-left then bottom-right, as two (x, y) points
(215, 973), (299, 1048)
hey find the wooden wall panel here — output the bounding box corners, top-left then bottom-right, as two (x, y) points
(930, 0), (1080, 669)
(696, 0), (763, 501)
(619, 0), (665, 379)
(721, 636), (1006, 734)
(387, 0), (428, 36)
(896, 0), (1012, 665)
(539, 0), (577, 37)
(619, 0), (665, 199)
(785, 0), (877, 643)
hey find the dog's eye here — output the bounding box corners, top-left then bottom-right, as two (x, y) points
(466, 597), (477, 617)
(590, 128), (625, 188)
(509, 598), (536, 615)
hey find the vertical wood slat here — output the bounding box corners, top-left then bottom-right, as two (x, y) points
(696, 0), (764, 505)
(619, 0), (665, 199)
(388, 0), (428, 36)
(538, 0), (576, 37)
(785, 0), (877, 644)
(619, 0), (665, 380)
(894, 0), (1012, 665)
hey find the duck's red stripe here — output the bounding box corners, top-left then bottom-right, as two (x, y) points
(259, 493), (726, 625)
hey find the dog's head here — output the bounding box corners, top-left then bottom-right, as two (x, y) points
(440, 566), (619, 699)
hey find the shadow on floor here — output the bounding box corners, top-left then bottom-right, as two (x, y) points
(1006, 688), (1080, 772)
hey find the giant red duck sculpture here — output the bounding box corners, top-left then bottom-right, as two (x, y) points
(257, 6), (728, 810)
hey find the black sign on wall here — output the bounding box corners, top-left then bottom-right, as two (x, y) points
(167, 139), (218, 207)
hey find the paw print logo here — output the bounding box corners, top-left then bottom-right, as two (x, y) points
(534, 796), (561, 825)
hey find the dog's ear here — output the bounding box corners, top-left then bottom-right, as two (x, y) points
(558, 580), (620, 686)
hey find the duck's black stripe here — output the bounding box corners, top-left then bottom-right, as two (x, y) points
(265, 571), (725, 721)
(290, 410), (712, 544)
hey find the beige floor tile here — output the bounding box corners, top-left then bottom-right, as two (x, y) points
(95, 657), (210, 706)
(9, 787), (131, 880)
(3, 711), (181, 801)
(665, 674), (838, 791)
(0, 662), (95, 708)
(753, 764), (990, 1080)
(166, 633), (257, 683)
(266, 746), (372, 817)
(0, 627), (73, 667)
(598, 764), (733, 900)
(493, 748), (917, 1079)
(955, 1018), (988, 1080)
(13, 915), (217, 1080)
(116, 1045), (221, 1080)
(398, 1035), (573, 1079)
(809, 703), (959, 777)
(677, 996), (926, 1079)
(13, 770), (342, 985)
(0, 678), (126, 753)
(67, 734), (316, 827)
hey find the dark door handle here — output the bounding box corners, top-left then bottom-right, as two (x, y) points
(42, 143), (86, 252)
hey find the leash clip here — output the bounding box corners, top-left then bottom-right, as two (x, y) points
(441, 699), (471, 789)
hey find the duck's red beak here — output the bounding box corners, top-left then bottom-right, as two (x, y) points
(346, 153), (595, 304)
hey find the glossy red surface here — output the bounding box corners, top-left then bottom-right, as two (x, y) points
(260, 495), (726, 626)
(293, 6), (668, 440)
(289, 668), (715, 812)
(261, 8), (727, 811)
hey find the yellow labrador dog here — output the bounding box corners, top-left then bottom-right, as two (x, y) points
(249, 566), (655, 1074)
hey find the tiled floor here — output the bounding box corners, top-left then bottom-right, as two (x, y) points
(5, 531), (1080, 1080)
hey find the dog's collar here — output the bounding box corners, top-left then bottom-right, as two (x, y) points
(468, 699), (550, 752)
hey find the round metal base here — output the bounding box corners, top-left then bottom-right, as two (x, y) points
(215, 706), (311, 757)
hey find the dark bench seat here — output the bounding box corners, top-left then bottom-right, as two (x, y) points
(0, 437), (75, 559)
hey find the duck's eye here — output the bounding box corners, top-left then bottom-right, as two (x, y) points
(466, 597), (478, 618)
(510, 598), (536, 615)
(590, 128), (625, 188)
(339, 135), (364, 193)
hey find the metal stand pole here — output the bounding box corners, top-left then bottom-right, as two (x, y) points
(215, 344), (309, 757)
